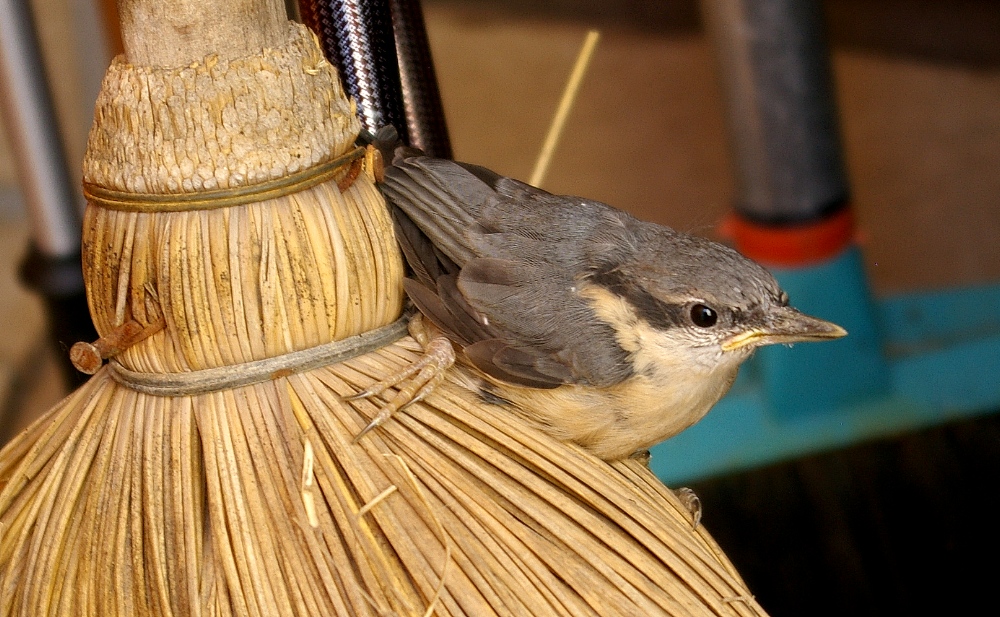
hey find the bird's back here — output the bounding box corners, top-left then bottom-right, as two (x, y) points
(380, 154), (636, 389)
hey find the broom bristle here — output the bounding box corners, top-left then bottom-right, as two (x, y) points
(1, 342), (767, 616)
(82, 178), (405, 374)
(0, 20), (768, 617)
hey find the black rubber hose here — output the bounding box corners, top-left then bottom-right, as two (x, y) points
(701, 0), (849, 224)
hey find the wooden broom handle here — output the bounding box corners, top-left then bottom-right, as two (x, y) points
(116, 0), (287, 67)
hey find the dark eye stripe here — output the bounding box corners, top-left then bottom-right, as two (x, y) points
(589, 269), (685, 331)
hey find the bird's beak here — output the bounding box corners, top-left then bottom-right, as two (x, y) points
(721, 306), (847, 352)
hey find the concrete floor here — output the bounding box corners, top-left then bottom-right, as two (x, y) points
(1, 0), (998, 439)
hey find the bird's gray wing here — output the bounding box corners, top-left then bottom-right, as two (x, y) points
(381, 155), (635, 389)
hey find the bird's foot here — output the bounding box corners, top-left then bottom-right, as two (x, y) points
(349, 320), (455, 442)
(629, 449), (652, 466)
(673, 487), (702, 528)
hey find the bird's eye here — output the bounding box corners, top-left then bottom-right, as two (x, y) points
(690, 304), (718, 328)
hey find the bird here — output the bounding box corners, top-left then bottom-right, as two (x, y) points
(349, 149), (847, 460)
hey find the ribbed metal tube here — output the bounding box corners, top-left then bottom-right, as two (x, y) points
(299, 0), (409, 140)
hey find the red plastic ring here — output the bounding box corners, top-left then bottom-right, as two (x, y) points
(723, 207), (855, 267)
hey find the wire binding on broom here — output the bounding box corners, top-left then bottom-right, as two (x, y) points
(106, 313), (411, 395)
(82, 145), (370, 213)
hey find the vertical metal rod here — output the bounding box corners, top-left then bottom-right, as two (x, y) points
(0, 0), (83, 256)
(701, 0), (848, 224)
(388, 0), (451, 158)
(0, 0), (98, 386)
(298, 0), (410, 140)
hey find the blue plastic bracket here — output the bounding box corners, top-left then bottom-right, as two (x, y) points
(650, 245), (1000, 484)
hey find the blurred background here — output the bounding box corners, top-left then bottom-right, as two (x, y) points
(1, 0), (998, 615)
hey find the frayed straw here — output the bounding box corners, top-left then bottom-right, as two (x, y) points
(2, 340), (768, 616)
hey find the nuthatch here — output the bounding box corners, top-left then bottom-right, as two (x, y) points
(351, 152), (846, 460)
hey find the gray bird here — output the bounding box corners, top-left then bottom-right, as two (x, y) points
(353, 152), (846, 460)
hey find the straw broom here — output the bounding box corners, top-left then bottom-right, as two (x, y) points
(0, 0), (770, 615)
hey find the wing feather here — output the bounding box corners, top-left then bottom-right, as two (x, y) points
(464, 340), (566, 389)
(382, 154), (635, 388)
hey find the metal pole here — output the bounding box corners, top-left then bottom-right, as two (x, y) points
(298, 0), (450, 156)
(0, 0), (97, 386)
(700, 0), (889, 420)
(0, 0), (83, 256)
(388, 0), (451, 158)
(298, 0), (410, 140)
(702, 0), (848, 224)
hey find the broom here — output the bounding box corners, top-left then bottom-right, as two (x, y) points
(0, 0), (769, 615)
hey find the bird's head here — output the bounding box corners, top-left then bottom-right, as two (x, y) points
(582, 227), (846, 380)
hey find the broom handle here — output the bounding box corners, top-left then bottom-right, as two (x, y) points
(117, 0), (287, 66)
